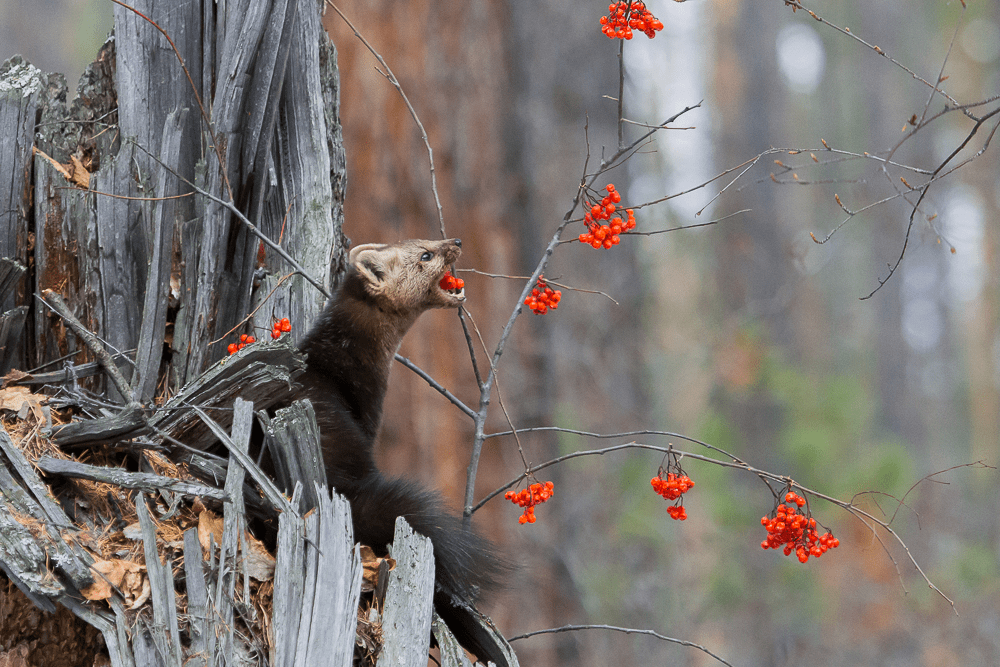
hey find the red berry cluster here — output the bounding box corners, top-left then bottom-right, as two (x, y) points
(524, 275), (562, 315)
(651, 469), (695, 520)
(227, 334), (256, 355)
(270, 317), (292, 340)
(600, 1), (664, 40)
(505, 480), (554, 525)
(760, 491), (840, 563)
(439, 271), (465, 292)
(578, 184), (636, 250)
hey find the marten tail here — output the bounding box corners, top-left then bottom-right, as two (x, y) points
(345, 472), (507, 600)
(342, 472), (511, 666)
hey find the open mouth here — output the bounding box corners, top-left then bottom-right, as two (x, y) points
(438, 270), (466, 300)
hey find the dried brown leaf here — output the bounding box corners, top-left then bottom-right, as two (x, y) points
(0, 387), (46, 421)
(244, 532), (276, 581)
(68, 155), (91, 189)
(197, 509), (224, 554)
(360, 544), (394, 593)
(81, 558), (145, 601)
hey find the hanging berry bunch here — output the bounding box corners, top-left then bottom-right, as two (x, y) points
(505, 480), (555, 525)
(439, 270), (465, 292)
(651, 451), (695, 520)
(760, 489), (840, 563)
(578, 184), (636, 250)
(600, 1), (664, 40)
(524, 275), (562, 315)
(227, 333), (256, 355)
(270, 317), (292, 340)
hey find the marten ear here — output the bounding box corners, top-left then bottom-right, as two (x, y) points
(351, 245), (391, 294)
(349, 243), (386, 266)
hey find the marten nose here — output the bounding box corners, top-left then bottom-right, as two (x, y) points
(453, 238), (462, 247)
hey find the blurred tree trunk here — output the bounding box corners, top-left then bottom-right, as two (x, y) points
(325, 1), (646, 664)
(710, 2), (787, 456)
(709, 1), (787, 663)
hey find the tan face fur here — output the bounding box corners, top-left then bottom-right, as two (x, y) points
(349, 238), (465, 316)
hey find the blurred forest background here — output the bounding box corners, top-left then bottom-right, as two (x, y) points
(3, 0), (999, 665)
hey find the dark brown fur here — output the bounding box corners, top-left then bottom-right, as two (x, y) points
(296, 239), (508, 666)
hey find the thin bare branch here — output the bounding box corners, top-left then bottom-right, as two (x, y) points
(475, 439), (960, 610)
(508, 624), (732, 667)
(464, 270), (621, 306)
(57, 188), (195, 203)
(40, 290), (137, 406)
(209, 272), (297, 345)
(862, 108), (1000, 299)
(393, 355), (476, 420)
(783, 0), (962, 108)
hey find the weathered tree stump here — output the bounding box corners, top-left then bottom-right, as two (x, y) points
(0, 0), (515, 665)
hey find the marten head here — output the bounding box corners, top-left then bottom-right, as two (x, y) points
(347, 238), (465, 316)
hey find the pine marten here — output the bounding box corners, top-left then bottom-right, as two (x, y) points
(296, 238), (509, 666)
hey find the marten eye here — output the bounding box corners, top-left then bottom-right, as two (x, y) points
(420, 251), (433, 262)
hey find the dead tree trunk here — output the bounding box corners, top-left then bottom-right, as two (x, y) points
(0, 1), (515, 665)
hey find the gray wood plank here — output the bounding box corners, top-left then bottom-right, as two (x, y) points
(109, 598), (139, 667)
(0, 305), (27, 380)
(176, 0), (288, 382)
(299, 489), (362, 667)
(0, 56), (40, 295)
(131, 108), (189, 403)
(0, 258), (25, 302)
(103, 2), (201, 393)
(35, 456), (226, 501)
(377, 517), (436, 667)
(275, 486), (361, 667)
(216, 398), (253, 664)
(182, 527), (210, 667)
(193, 403), (291, 516)
(61, 597), (130, 667)
(432, 613), (475, 667)
(136, 494), (183, 667)
(0, 56), (42, 371)
(262, 399), (327, 512)
(271, 483), (305, 667)
(50, 342), (305, 448)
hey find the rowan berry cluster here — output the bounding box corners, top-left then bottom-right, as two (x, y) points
(651, 472), (694, 501)
(600, 1), (664, 40)
(439, 271), (465, 292)
(760, 491), (840, 563)
(524, 276), (562, 315)
(270, 317), (292, 340)
(651, 469), (694, 520)
(578, 184), (636, 250)
(227, 333), (256, 355)
(505, 480), (554, 525)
